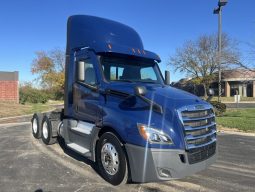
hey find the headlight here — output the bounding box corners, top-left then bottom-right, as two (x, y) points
(137, 123), (173, 145)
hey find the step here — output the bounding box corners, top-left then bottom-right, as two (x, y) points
(71, 121), (94, 135)
(67, 143), (89, 154)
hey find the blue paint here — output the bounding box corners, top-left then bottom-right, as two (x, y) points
(64, 15), (211, 150)
(66, 15), (160, 61)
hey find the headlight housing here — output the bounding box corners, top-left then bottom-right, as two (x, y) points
(137, 123), (173, 145)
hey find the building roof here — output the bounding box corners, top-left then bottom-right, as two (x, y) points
(0, 71), (19, 81)
(221, 69), (255, 82)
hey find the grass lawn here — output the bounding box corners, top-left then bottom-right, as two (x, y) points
(216, 108), (255, 132)
(0, 102), (56, 118)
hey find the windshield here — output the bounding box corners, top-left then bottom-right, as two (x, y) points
(101, 56), (164, 84)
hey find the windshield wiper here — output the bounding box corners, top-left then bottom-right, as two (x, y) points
(140, 81), (159, 84)
(113, 80), (160, 84)
(115, 79), (135, 83)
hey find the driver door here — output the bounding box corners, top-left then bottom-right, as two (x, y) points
(73, 51), (100, 123)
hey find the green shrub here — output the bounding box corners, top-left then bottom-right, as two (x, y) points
(45, 87), (64, 101)
(209, 101), (226, 116)
(19, 85), (49, 104)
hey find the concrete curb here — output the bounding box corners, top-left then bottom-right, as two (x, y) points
(217, 126), (255, 136)
(0, 114), (33, 124)
(0, 122), (31, 128)
(0, 114), (33, 121)
(218, 130), (255, 137)
(0, 109), (55, 124)
(223, 101), (255, 103)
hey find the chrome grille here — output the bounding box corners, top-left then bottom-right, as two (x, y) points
(182, 110), (210, 118)
(178, 105), (217, 150)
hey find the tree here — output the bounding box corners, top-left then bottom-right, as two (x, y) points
(31, 48), (65, 98)
(243, 42), (255, 72)
(169, 33), (241, 96)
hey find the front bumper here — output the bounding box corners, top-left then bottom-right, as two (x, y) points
(125, 143), (217, 183)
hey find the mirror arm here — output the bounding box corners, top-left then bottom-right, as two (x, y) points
(77, 81), (98, 91)
(206, 95), (213, 102)
(136, 94), (163, 114)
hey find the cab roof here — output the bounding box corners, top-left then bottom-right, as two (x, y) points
(66, 15), (161, 62)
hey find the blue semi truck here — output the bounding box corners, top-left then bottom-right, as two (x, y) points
(31, 15), (217, 185)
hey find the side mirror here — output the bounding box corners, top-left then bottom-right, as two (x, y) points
(208, 88), (214, 96)
(135, 86), (147, 96)
(77, 61), (85, 81)
(165, 70), (170, 85)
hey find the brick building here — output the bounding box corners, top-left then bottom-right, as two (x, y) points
(0, 71), (19, 103)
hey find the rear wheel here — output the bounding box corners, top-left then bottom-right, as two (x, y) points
(96, 132), (128, 185)
(41, 115), (57, 145)
(31, 113), (43, 139)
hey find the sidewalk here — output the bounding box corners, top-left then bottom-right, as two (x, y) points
(224, 102), (255, 108)
(223, 101), (255, 103)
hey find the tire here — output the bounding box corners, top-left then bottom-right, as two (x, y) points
(31, 113), (43, 139)
(41, 115), (57, 145)
(96, 132), (128, 185)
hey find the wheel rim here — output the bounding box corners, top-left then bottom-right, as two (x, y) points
(32, 118), (38, 134)
(42, 121), (48, 139)
(101, 143), (119, 175)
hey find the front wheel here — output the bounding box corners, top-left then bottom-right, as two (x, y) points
(96, 132), (128, 185)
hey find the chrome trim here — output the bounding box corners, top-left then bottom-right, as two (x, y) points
(182, 110), (209, 118)
(186, 138), (217, 150)
(178, 104), (213, 113)
(182, 113), (214, 122)
(184, 122), (216, 131)
(186, 129), (216, 140)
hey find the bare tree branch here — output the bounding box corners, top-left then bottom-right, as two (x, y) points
(169, 33), (241, 96)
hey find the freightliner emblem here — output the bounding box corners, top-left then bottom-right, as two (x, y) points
(195, 105), (205, 110)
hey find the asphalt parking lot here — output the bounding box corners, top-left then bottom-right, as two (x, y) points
(0, 122), (255, 192)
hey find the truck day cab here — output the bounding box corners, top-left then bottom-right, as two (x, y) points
(31, 15), (217, 185)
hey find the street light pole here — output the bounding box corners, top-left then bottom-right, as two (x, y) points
(214, 0), (227, 103)
(218, 6), (222, 102)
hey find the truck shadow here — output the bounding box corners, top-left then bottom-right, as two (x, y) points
(56, 137), (140, 186)
(56, 137), (100, 175)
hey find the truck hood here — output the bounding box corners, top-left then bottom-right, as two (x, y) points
(105, 83), (211, 149)
(106, 83), (208, 107)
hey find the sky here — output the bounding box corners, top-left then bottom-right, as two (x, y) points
(0, 0), (255, 83)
